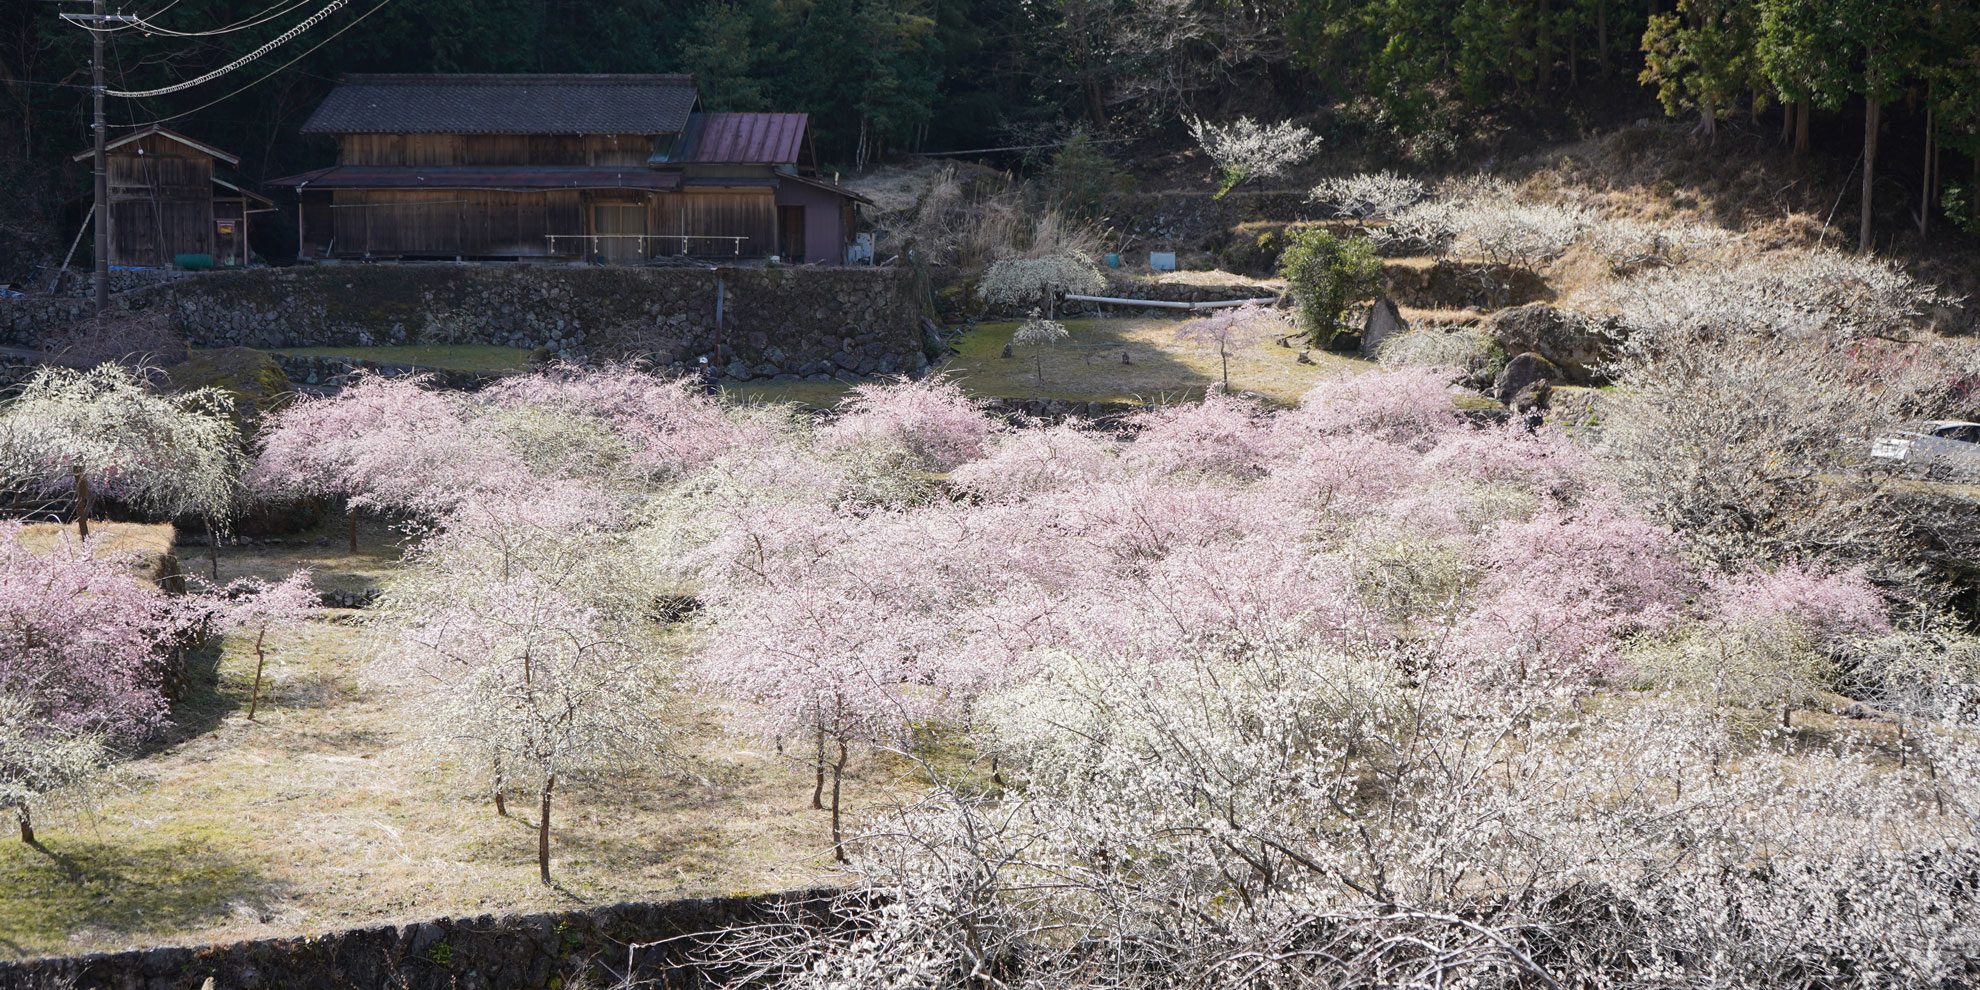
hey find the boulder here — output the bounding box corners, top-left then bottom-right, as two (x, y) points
(1480, 303), (1615, 384)
(1493, 352), (1559, 409)
(1358, 296), (1408, 359)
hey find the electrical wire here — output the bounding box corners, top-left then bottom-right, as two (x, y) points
(112, 0), (395, 129)
(133, 0), (326, 38)
(103, 0), (348, 98)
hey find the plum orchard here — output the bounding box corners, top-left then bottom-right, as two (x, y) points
(258, 318), (1980, 979)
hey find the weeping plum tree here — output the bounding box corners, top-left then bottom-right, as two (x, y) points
(0, 365), (245, 542)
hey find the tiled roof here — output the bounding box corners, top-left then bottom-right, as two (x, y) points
(267, 166), (682, 191)
(300, 74), (700, 135)
(676, 113), (808, 164)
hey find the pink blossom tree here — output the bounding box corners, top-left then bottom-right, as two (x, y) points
(215, 569), (318, 722)
(1172, 303), (1284, 391)
(0, 522), (182, 842)
(818, 377), (996, 473)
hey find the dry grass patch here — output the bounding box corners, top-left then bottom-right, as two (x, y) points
(947, 316), (1369, 405)
(0, 533), (916, 959)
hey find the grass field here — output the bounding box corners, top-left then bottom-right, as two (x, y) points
(0, 516), (908, 959)
(265, 345), (534, 373)
(731, 317), (1376, 408)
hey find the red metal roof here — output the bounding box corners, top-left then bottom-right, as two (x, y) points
(267, 166), (682, 191)
(679, 113), (808, 164)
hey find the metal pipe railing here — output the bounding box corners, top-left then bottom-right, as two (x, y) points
(545, 234), (748, 258)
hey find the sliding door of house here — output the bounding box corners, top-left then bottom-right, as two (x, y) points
(590, 203), (647, 264)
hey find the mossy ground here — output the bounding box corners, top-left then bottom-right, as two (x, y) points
(0, 515), (911, 959)
(256, 345), (534, 373)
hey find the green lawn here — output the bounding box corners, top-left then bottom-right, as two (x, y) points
(266, 345), (534, 373)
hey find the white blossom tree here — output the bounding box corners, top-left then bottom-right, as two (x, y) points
(1188, 115), (1323, 197)
(0, 364), (246, 540)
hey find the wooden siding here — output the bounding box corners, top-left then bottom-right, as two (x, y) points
(314, 187), (776, 261)
(104, 134), (216, 265)
(339, 133), (656, 167)
(649, 190), (774, 258)
(328, 190), (583, 257)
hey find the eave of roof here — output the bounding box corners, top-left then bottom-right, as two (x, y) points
(211, 176), (275, 206)
(780, 172), (874, 206)
(72, 125), (240, 164)
(266, 166), (683, 191)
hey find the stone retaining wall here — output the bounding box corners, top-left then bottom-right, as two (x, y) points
(0, 890), (836, 990)
(0, 265), (930, 382)
(272, 352), (511, 391)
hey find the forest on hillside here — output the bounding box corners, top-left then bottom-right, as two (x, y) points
(2, 0), (1979, 277)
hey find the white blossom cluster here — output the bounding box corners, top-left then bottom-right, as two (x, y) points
(976, 252), (1106, 312)
(706, 641), (1980, 989)
(1585, 216), (1734, 273)
(1584, 250), (1950, 351)
(1308, 170), (1428, 220)
(1188, 115), (1324, 192)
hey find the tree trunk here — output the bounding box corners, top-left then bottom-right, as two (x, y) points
(347, 506), (358, 553)
(72, 466), (90, 539)
(1794, 101), (1810, 156)
(811, 728), (826, 810)
(18, 806), (32, 845)
(207, 523), (220, 581)
(1220, 347), (1230, 391)
(1918, 100), (1934, 239)
(247, 626), (268, 721)
(537, 774), (556, 885)
(1595, 0), (1608, 75)
(1860, 98), (1880, 254)
(494, 759), (508, 816)
(830, 739), (848, 864)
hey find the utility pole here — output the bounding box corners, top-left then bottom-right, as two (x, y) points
(91, 0), (107, 312)
(61, 3), (139, 313)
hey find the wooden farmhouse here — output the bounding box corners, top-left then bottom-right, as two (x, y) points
(269, 74), (871, 264)
(71, 125), (273, 268)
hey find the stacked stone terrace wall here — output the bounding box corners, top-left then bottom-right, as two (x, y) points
(0, 265), (930, 382)
(0, 890), (837, 990)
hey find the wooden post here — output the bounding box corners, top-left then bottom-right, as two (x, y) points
(72, 465), (91, 539)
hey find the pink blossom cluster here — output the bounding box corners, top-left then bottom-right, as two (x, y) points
(680, 366), (1898, 747)
(0, 523), (183, 746)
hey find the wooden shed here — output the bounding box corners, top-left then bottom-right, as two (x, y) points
(269, 75), (869, 264)
(71, 126), (273, 268)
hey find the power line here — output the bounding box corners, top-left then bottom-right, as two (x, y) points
(124, 0), (326, 38)
(102, 0), (349, 98)
(113, 0), (396, 129)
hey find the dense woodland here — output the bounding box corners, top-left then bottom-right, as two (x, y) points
(3, 0), (1980, 276)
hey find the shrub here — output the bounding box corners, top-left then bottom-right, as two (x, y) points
(1278, 228), (1384, 349)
